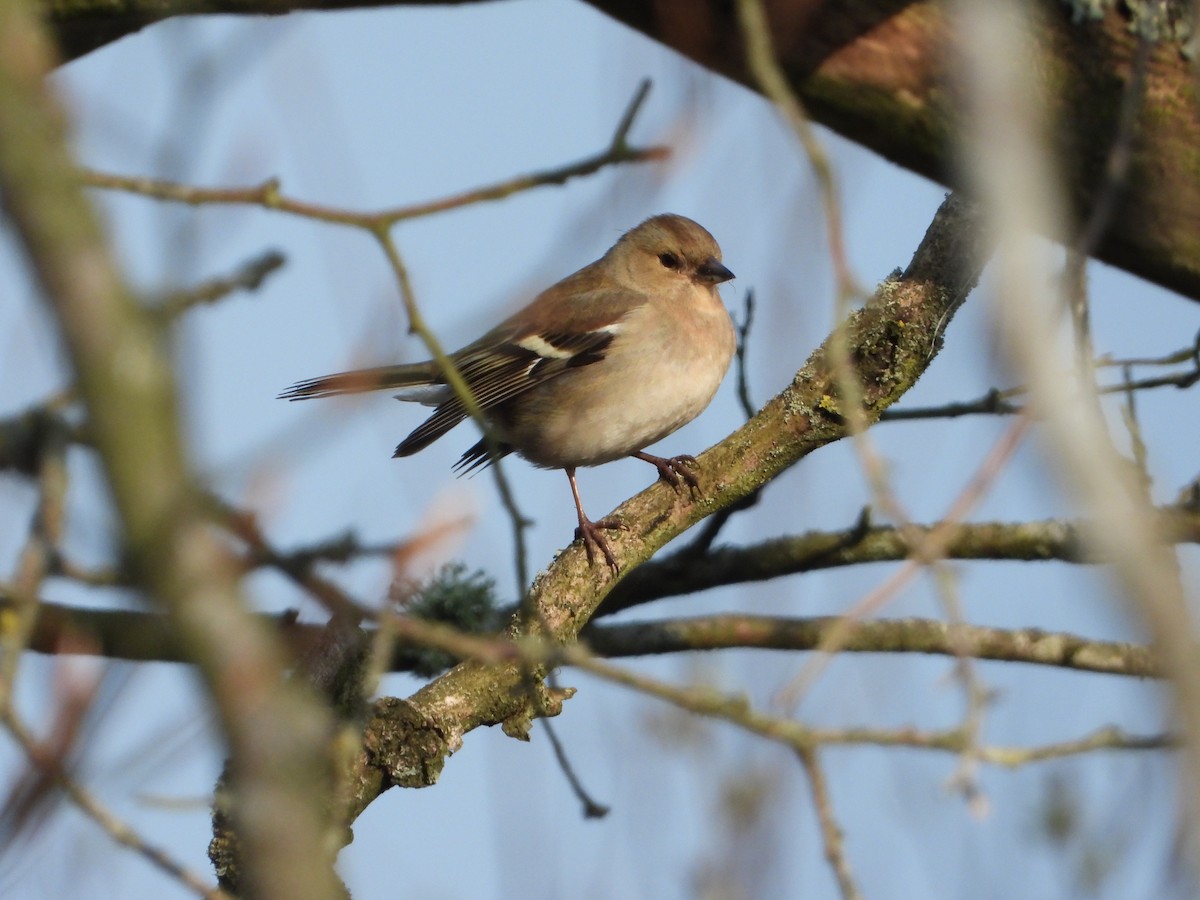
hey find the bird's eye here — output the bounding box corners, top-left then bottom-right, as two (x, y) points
(658, 252), (681, 270)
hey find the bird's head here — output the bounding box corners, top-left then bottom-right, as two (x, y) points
(609, 213), (734, 295)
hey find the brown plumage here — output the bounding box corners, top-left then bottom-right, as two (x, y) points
(282, 214), (735, 572)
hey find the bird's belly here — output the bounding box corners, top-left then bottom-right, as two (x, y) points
(498, 347), (729, 469)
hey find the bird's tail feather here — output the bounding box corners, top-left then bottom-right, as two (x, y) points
(279, 363), (438, 400)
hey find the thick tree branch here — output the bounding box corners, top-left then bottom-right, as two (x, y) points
(9, 596), (1162, 680)
(584, 615), (1158, 678)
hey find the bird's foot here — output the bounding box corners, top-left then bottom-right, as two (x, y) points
(575, 517), (625, 574)
(634, 451), (701, 495)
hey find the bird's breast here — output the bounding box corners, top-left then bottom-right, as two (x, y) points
(498, 298), (735, 469)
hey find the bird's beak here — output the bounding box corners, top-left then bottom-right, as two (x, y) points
(696, 257), (734, 284)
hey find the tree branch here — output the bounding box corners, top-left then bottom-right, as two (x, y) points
(8, 597), (1161, 680)
(604, 505), (1200, 612)
(584, 615), (1158, 678)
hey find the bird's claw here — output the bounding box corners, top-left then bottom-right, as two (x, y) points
(652, 454), (701, 494)
(575, 517), (625, 574)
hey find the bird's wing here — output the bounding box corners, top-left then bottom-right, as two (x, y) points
(393, 287), (646, 457)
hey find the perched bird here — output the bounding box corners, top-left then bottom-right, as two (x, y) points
(281, 213), (736, 572)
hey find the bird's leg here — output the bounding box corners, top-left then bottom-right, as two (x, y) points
(565, 467), (623, 574)
(631, 451), (701, 494)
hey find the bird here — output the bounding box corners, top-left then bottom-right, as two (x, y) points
(280, 213), (736, 573)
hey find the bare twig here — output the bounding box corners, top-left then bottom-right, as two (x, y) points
(797, 746), (861, 900)
(602, 504), (1196, 613)
(734, 288), (757, 420)
(0, 704), (225, 898)
(80, 79), (665, 232)
(153, 249), (285, 321)
(539, 716), (609, 819)
(882, 340), (1200, 421)
(811, 724), (1174, 766)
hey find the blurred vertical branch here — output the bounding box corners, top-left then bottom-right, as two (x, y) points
(955, 0), (1200, 864)
(736, 3), (1001, 801)
(0, 0), (341, 896)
